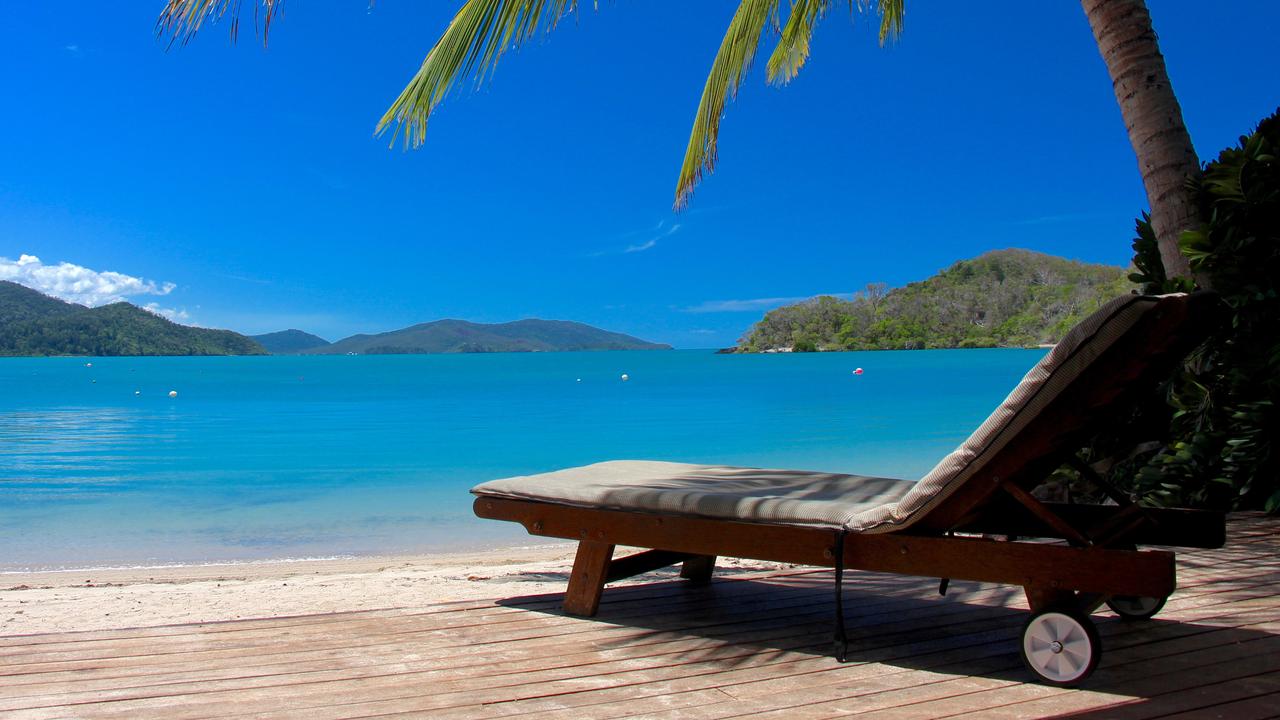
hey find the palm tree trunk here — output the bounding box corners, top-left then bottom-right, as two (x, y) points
(1081, 0), (1197, 281)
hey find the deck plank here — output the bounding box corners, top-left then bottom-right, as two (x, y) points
(0, 514), (1274, 720)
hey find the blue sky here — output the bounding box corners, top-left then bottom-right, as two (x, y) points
(1, 2), (1277, 347)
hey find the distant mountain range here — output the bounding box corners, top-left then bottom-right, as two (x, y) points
(301, 319), (670, 355)
(0, 281), (266, 357)
(250, 329), (331, 354)
(733, 249), (1133, 352)
(0, 281), (668, 356)
(0, 250), (1133, 357)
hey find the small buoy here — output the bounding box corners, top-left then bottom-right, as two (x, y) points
(85, 362), (92, 368)
(168, 390), (178, 398)
(620, 373), (630, 382)
(91, 379), (97, 384)
(576, 378), (582, 383)
(134, 390), (141, 396)
(853, 367), (864, 375)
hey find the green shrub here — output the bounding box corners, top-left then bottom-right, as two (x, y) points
(1090, 108), (1280, 513)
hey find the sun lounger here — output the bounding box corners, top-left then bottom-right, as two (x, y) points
(472, 292), (1225, 686)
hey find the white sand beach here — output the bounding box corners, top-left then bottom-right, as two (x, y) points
(0, 545), (789, 636)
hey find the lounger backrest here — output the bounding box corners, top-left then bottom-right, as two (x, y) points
(848, 293), (1213, 534)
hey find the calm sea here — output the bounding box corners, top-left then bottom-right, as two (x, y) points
(0, 349), (1045, 572)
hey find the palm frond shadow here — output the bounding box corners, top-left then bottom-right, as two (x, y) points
(494, 568), (1278, 694)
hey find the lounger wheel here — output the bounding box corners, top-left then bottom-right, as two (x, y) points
(1106, 594), (1167, 621)
(1020, 607), (1101, 687)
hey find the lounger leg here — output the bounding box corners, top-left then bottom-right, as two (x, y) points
(680, 555), (716, 584)
(564, 540), (615, 616)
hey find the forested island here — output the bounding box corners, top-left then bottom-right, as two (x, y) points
(250, 329), (332, 354)
(4, 249), (1128, 357)
(733, 249), (1131, 352)
(304, 319), (670, 355)
(0, 281), (266, 356)
(0, 281), (669, 356)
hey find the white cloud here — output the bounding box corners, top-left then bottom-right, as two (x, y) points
(626, 223), (681, 253)
(1, 253), (177, 308)
(682, 293), (854, 313)
(143, 303), (192, 324)
(595, 221), (682, 256)
(623, 239), (657, 253)
(682, 296), (812, 313)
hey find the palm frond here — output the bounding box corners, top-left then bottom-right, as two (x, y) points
(765, 0), (829, 85)
(676, 0), (904, 208)
(769, 0), (900, 86)
(376, 0), (583, 149)
(157, 0), (907, 210)
(156, 0), (284, 47)
(674, 0), (781, 210)
(871, 0), (904, 44)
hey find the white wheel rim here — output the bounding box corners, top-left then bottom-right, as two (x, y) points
(1023, 612), (1093, 683)
(1112, 596), (1160, 616)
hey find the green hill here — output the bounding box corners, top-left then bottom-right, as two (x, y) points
(310, 318), (671, 354)
(251, 329), (331, 354)
(0, 280), (83, 325)
(734, 249), (1133, 352)
(0, 281), (267, 357)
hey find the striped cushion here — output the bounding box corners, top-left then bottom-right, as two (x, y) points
(472, 460), (915, 529)
(846, 293), (1164, 532)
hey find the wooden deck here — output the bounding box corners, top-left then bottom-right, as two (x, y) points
(1, 515), (1276, 719)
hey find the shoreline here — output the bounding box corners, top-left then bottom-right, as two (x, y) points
(0, 542), (791, 636)
(0, 540), (569, 583)
(0, 539), (559, 577)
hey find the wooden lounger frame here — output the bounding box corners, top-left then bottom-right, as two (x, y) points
(475, 294), (1226, 619)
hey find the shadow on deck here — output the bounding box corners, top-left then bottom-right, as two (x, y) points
(0, 514), (1275, 719)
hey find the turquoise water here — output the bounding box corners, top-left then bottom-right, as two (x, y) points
(0, 349), (1045, 571)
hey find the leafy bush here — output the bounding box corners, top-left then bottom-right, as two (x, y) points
(1079, 109), (1280, 512)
